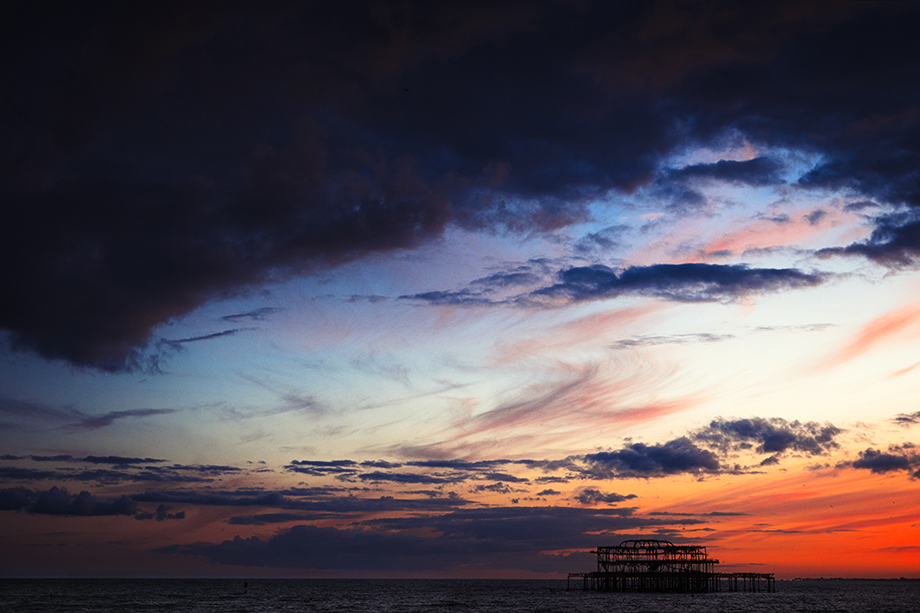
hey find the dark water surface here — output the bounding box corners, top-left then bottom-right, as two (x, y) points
(2, 578), (918, 613)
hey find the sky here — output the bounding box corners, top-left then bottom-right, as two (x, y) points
(2, 0), (920, 579)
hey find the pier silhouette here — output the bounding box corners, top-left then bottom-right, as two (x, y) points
(568, 539), (775, 593)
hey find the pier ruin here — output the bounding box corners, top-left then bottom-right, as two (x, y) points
(567, 539), (774, 593)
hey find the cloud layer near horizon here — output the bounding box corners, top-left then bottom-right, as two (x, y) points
(0, 416), (851, 491)
(2, 411), (916, 575)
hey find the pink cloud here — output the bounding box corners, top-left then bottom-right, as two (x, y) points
(493, 304), (663, 365)
(825, 305), (920, 369)
(692, 207), (854, 261)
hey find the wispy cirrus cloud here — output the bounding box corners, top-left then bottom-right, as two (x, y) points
(68, 408), (177, 430)
(820, 304), (920, 369)
(415, 360), (698, 457)
(0, 396), (178, 432)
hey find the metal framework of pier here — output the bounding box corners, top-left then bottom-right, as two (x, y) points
(567, 539), (774, 593)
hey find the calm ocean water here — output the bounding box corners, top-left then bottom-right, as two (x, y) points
(1, 578), (918, 613)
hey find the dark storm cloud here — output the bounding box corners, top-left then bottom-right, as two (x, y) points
(346, 295), (388, 304)
(399, 289), (491, 307)
(404, 263), (824, 307)
(819, 211), (920, 267)
(293, 458), (537, 485)
(0, 467), (64, 481)
(169, 464), (242, 475)
(27, 454), (166, 465)
(469, 482), (515, 495)
(284, 460), (360, 477)
(0, 454), (241, 485)
(133, 489), (471, 514)
(0, 466), (198, 484)
(804, 209), (828, 226)
(29, 455), (76, 463)
(134, 503), (185, 522)
(469, 271), (542, 290)
(29, 486), (138, 516)
(226, 512), (337, 526)
(0, 487), (32, 510)
(478, 472), (529, 483)
(573, 488), (638, 505)
(852, 449), (911, 473)
(846, 444), (919, 477)
(694, 417), (841, 456)
(0, 486), (186, 520)
(666, 157), (785, 186)
(359, 471), (460, 485)
(132, 490), (294, 508)
(81, 456), (167, 465)
(892, 411), (920, 427)
(353, 462), (533, 485)
(222, 307), (281, 322)
(533, 264), (824, 304)
(844, 200), (880, 212)
(4, 2), (920, 371)
(158, 506), (693, 573)
(583, 437), (720, 478)
(156, 329), (247, 353)
(764, 214), (791, 225)
(405, 459), (515, 471)
(360, 460), (403, 469)
(574, 225), (630, 254)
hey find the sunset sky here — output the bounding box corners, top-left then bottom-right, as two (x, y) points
(3, 1), (920, 579)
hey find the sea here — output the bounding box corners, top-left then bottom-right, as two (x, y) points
(1, 578), (918, 613)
